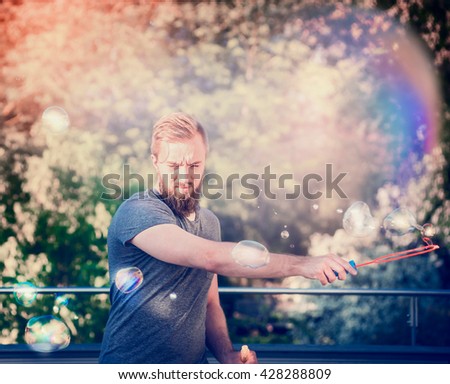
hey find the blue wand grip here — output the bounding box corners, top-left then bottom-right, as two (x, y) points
(349, 260), (356, 270)
(334, 260), (357, 277)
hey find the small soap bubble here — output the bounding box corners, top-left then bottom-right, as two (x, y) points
(312, 204), (319, 210)
(41, 106), (70, 134)
(14, 282), (37, 307)
(383, 208), (417, 236)
(420, 223), (436, 238)
(336, 208), (344, 214)
(115, 267), (144, 294)
(53, 294), (70, 314)
(232, 240), (270, 269)
(55, 294), (69, 307)
(280, 230), (290, 239)
(169, 292), (177, 301)
(343, 201), (377, 237)
(289, 244), (295, 249)
(25, 315), (71, 353)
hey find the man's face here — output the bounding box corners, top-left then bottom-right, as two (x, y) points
(152, 133), (206, 214)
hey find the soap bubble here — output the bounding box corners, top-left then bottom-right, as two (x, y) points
(169, 292), (177, 301)
(383, 208), (417, 236)
(53, 294), (70, 314)
(41, 106), (70, 133)
(25, 315), (71, 353)
(420, 223), (436, 238)
(232, 240), (270, 269)
(115, 267), (144, 294)
(14, 282), (37, 307)
(343, 201), (377, 237)
(55, 294), (69, 307)
(280, 230), (290, 239)
(312, 204), (319, 210)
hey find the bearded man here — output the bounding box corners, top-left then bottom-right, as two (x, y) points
(99, 112), (355, 364)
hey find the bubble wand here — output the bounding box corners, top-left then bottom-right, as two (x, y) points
(338, 203), (440, 275)
(338, 237), (439, 276)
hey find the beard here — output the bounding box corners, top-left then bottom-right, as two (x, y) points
(158, 179), (202, 217)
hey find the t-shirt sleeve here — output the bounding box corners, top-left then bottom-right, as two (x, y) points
(114, 198), (177, 246)
(215, 215), (222, 242)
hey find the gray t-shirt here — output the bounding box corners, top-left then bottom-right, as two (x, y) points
(99, 189), (221, 364)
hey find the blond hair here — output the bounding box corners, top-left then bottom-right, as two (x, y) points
(151, 112), (209, 160)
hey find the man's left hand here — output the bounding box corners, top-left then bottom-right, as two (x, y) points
(221, 346), (258, 364)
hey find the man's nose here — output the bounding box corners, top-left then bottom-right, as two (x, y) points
(176, 165), (190, 180)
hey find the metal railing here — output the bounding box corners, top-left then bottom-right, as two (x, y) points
(1, 287), (449, 346)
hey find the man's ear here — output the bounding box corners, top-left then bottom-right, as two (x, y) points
(151, 154), (158, 170)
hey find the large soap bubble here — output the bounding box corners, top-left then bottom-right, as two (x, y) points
(382, 207), (418, 236)
(115, 267), (144, 294)
(232, 240), (270, 269)
(41, 106), (70, 134)
(343, 201), (377, 237)
(25, 315), (71, 353)
(383, 208), (437, 239)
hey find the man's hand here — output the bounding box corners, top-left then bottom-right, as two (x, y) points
(298, 254), (357, 286)
(240, 345), (258, 363)
(221, 346), (258, 364)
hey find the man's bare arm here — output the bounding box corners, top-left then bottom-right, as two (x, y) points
(205, 275), (258, 363)
(130, 224), (356, 285)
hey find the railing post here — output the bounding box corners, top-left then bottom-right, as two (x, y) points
(408, 296), (419, 346)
